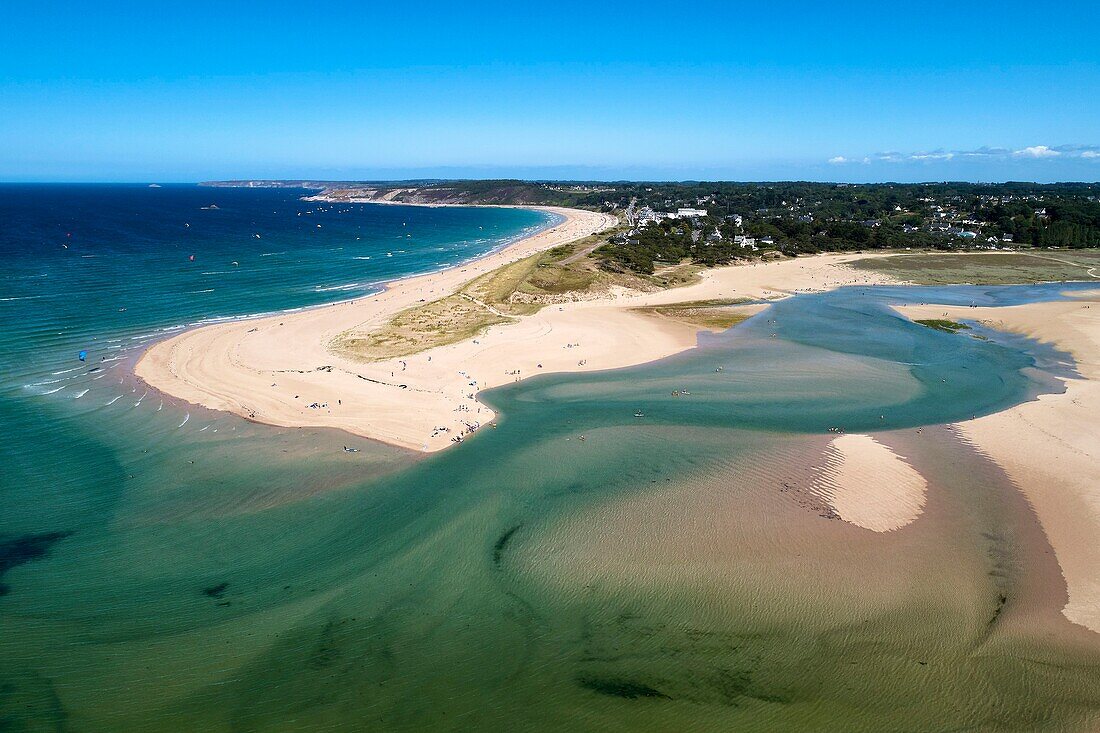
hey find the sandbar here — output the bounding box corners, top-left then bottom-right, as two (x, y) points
(137, 207), (888, 451)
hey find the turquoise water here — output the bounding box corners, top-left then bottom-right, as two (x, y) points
(2, 186), (1099, 731)
(0, 184), (549, 533)
(495, 282), (1085, 438)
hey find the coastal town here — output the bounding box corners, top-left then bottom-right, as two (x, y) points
(591, 181), (1100, 273)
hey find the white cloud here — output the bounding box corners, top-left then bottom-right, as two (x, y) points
(828, 144), (1099, 165)
(1013, 145), (1061, 158)
(910, 151), (955, 161)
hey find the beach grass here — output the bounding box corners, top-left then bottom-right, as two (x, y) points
(649, 262), (706, 288)
(332, 294), (513, 361)
(518, 259), (597, 297)
(851, 251), (1100, 284)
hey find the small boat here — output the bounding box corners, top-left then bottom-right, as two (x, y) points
(343, 446), (360, 453)
(634, 411), (645, 418)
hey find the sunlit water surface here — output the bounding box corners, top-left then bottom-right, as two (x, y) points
(2, 186), (1099, 731)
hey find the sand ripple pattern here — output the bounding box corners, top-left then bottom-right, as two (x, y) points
(811, 434), (927, 532)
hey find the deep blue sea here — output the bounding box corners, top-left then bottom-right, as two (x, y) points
(2, 184), (1099, 731)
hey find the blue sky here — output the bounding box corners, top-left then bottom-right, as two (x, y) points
(2, 1), (1098, 182)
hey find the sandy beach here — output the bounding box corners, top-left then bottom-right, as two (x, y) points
(895, 295), (1100, 632)
(137, 207), (887, 451)
(137, 206), (619, 450)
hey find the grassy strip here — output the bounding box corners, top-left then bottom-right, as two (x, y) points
(851, 251), (1100, 285)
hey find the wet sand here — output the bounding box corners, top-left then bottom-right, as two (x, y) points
(895, 292), (1100, 633)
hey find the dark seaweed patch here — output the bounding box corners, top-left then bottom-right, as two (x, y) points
(202, 582), (230, 599)
(577, 676), (669, 700)
(492, 524), (522, 567)
(0, 671), (69, 731)
(915, 318), (971, 334)
(710, 667), (754, 701)
(306, 618), (348, 670)
(0, 531), (72, 597)
(988, 593), (1008, 627)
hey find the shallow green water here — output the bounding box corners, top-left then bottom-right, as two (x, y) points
(3, 274), (1100, 730)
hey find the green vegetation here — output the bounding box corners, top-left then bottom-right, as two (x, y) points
(852, 252), (1100, 284)
(915, 319), (971, 333)
(596, 219), (696, 274)
(593, 182), (1100, 274)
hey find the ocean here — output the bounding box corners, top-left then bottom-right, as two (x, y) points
(2, 185), (1099, 731)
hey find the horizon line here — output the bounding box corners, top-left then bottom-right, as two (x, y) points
(3, 178), (1100, 187)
